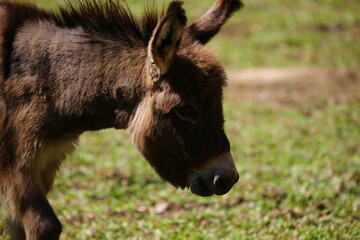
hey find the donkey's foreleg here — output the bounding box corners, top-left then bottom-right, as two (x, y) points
(5, 173), (62, 240)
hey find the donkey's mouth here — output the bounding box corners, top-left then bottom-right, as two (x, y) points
(188, 165), (239, 197)
(189, 173), (214, 197)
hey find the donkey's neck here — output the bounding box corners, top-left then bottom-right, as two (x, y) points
(11, 21), (148, 134)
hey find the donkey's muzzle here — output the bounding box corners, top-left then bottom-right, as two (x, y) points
(190, 152), (239, 196)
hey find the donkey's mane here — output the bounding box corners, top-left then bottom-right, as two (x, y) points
(54, 0), (163, 45)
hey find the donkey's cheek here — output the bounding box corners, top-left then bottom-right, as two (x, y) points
(139, 138), (190, 189)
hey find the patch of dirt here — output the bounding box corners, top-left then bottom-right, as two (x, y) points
(227, 67), (360, 107)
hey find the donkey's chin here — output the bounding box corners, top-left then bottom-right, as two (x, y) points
(190, 180), (214, 197)
(189, 172), (215, 197)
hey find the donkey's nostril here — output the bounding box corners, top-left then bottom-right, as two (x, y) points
(213, 170), (238, 195)
(213, 175), (227, 192)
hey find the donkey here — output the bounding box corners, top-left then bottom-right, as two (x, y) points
(0, 0), (243, 239)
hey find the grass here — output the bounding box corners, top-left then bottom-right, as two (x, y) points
(1, 0), (360, 239)
(2, 102), (359, 239)
(55, 102), (359, 239)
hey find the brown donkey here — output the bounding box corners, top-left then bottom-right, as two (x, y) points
(0, 0), (243, 239)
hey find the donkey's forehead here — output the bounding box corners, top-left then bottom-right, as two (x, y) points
(178, 43), (225, 75)
(166, 44), (227, 92)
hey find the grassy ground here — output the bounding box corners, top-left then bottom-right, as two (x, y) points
(2, 103), (359, 239)
(1, 0), (360, 239)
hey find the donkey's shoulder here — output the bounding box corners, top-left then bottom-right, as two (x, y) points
(0, 1), (53, 80)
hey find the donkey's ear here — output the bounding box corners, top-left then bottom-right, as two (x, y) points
(148, 1), (187, 82)
(184, 0), (243, 45)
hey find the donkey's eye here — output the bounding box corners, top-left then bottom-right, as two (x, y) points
(173, 105), (198, 121)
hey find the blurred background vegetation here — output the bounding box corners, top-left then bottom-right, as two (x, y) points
(1, 0), (359, 239)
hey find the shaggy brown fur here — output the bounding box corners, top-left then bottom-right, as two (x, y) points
(0, 0), (243, 239)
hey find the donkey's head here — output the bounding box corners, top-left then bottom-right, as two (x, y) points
(129, 0), (242, 196)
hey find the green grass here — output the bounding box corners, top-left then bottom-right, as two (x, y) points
(57, 103), (360, 239)
(1, 0), (360, 239)
(2, 102), (359, 239)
